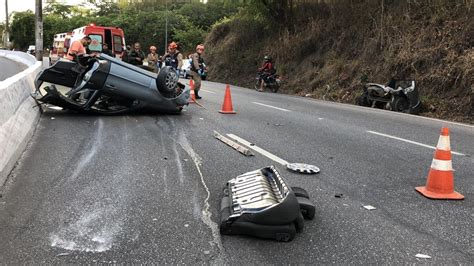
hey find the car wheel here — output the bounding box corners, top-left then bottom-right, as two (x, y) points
(391, 96), (409, 112)
(156, 66), (179, 98)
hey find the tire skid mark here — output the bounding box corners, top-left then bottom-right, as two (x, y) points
(176, 131), (225, 262)
(68, 119), (103, 181)
(49, 118), (126, 253)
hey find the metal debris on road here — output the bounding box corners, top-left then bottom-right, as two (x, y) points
(335, 193), (343, 198)
(56, 253), (70, 257)
(213, 131), (254, 156)
(362, 205), (376, 210)
(51, 117), (55, 120)
(415, 254), (432, 259)
(286, 163), (320, 174)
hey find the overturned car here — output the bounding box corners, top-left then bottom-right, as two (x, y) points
(33, 54), (190, 114)
(356, 79), (421, 114)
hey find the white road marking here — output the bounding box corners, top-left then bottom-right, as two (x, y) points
(227, 134), (289, 165)
(252, 102), (291, 112)
(201, 89), (216, 94)
(367, 130), (466, 156)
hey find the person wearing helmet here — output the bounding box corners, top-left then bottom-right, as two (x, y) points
(257, 55), (276, 92)
(147, 45), (160, 73)
(163, 42), (183, 74)
(189, 44), (206, 99)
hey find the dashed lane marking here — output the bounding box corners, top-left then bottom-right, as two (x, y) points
(252, 102), (291, 112)
(367, 130), (466, 156)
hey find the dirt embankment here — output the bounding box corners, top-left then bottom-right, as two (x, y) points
(204, 1), (474, 124)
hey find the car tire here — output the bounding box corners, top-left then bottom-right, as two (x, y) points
(156, 66), (179, 98)
(391, 96), (409, 112)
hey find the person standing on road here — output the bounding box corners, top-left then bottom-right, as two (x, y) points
(162, 42), (183, 75)
(147, 45), (160, 73)
(128, 42), (145, 66)
(189, 44), (206, 99)
(66, 36), (91, 61)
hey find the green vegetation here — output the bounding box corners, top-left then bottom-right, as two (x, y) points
(8, 0), (244, 54)
(205, 0), (474, 123)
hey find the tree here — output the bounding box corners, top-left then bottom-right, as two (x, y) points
(9, 11), (35, 49)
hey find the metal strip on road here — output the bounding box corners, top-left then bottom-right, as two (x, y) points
(252, 102), (291, 112)
(226, 134), (289, 165)
(367, 130), (466, 156)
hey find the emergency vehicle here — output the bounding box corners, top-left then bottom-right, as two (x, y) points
(49, 32), (71, 64)
(68, 24), (126, 58)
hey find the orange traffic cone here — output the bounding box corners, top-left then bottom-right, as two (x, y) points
(415, 128), (464, 200)
(219, 84), (236, 114)
(189, 79), (196, 103)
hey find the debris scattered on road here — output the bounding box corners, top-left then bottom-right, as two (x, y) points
(362, 205), (376, 210)
(335, 193), (343, 198)
(56, 253), (70, 257)
(152, 218), (158, 221)
(163, 157), (168, 160)
(213, 130), (254, 156)
(286, 163), (320, 174)
(184, 224), (189, 227)
(51, 117), (55, 120)
(220, 166), (316, 241)
(415, 254), (431, 259)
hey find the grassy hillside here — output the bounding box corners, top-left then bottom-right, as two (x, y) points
(204, 1), (474, 123)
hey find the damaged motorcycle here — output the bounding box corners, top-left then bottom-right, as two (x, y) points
(33, 53), (190, 114)
(356, 79), (421, 114)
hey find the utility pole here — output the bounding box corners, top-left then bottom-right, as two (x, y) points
(4, 0), (9, 48)
(35, 0), (43, 61)
(164, 0), (168, 53)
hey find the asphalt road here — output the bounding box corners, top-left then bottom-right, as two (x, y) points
(0, 80), (473, 264)
(0, 57), (27, 81)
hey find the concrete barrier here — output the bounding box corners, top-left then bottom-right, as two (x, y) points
(0, 51), (42, 187)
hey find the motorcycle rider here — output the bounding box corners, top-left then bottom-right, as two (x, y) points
(189, 44), (206, 99)
(163, 42), (183, 75)
(257, 55), (276, 92)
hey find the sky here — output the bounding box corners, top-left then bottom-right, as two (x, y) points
(0, 0), (86, 23)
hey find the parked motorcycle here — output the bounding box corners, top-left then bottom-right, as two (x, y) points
(356, 79), (421, 114)
(254, 73), (281, 93)
(33, 53), (190, 115)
